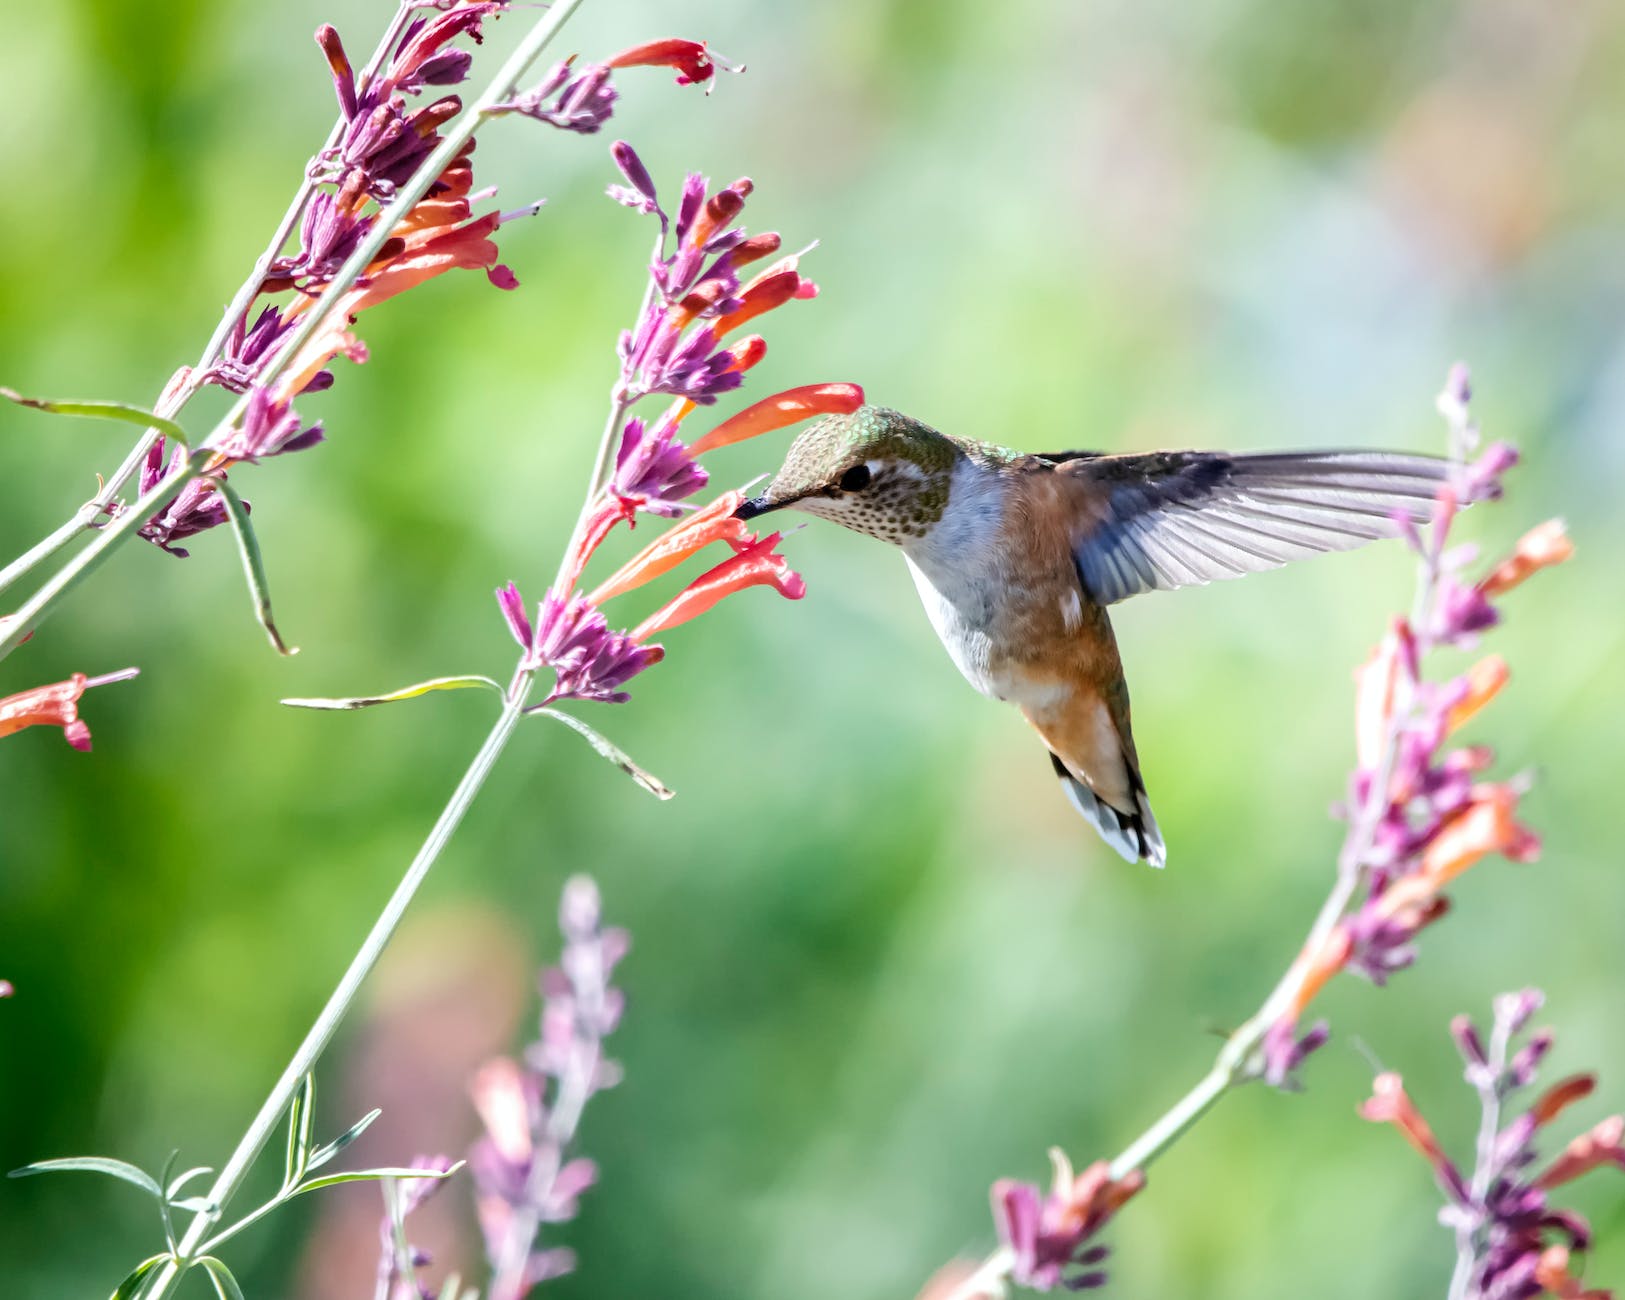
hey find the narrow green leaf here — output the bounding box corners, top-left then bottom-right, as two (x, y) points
(170, 1195), (219, 1214)
(165, 1165), (214, 1202)
(198, 1257), (246, 1300)
(535, 706), (674, 799)
(213, 475), (297, 656)
(283, 1074), (316, 1190)
(292, 1161), (464, 1197)
(282, 676), (504, 711)
(1, 387), (192, 447)
(9, 1156), (162, 1199)
(307, 1107), (381, 1171)
(108, 1254), (167, 1300)
(155, 1150), (180, 1249)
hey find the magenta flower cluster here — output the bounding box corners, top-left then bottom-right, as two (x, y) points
(611, 411), (709, 516)
(497, 585), (663, 706)
(495, 59), (618, 134)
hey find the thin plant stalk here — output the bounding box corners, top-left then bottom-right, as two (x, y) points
(140, 700), (526, 1300)
(0, 0), (590, 664)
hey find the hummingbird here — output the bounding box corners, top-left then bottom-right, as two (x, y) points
(735, 405), (1448, 868)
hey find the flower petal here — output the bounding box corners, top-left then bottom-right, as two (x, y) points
(1480, 518), (1574, 596)
(588, 491), (752, 603)
(632, 531), (804, 640)
(1444, 655), (1509, 734)
(687, 383), (865, 456)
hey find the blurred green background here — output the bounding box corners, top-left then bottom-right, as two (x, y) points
(3, 0), (1622, 1296)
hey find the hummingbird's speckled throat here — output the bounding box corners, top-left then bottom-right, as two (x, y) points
(742, 403), (1453, 868)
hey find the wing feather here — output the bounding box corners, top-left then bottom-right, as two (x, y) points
(1058, 450), (1446, 604)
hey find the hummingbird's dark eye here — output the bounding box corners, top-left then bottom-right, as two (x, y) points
(839, 464), (872, 492)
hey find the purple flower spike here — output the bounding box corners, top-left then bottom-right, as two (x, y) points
(1364, 992), (1625, 1298)
(470, 875), (628, 1300)
(612, 414), (708, 516)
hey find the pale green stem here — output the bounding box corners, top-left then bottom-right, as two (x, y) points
(0, 0), (588, 662)
(1448, 1012), (1512, 1299)
(140, 698), (527, 1300)
(0, 7), (417, 603)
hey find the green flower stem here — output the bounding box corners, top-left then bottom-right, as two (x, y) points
(140, 695), (528, 1300)
(1, 0), (588, 657)
(0, 7), (418, 603)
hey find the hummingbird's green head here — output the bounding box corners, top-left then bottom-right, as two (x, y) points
(735, 405), (959, 544)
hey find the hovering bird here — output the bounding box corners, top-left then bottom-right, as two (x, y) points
(736, 405), (1448, 867)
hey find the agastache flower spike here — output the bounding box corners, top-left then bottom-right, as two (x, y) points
(1254, 371), (1567, 1089)
(470, 876), (627, 1296)
(1364, 993), (1624, 1297)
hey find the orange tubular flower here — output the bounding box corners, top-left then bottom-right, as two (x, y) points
(589, 491), (753, 604)
(1481, 518), (1574, 597)
(0, 668), (139, 752)
(688, 383), (866, 456)
(1529, 1075), (1599, 1127)
(1533, 1247), (1611, 1300)
(605, 38), (730, 88)
(714, 268), (814, 337)
(1284, 927), (1356, 1021)
(1420, 785), (1540, 886)
(1354, 622), (1409, 770)
(1359, 1073), (1471, 1199)
(1446, 655), (1511, 735)
(632, 532), (805, 641)
(1536, 1115), (1625, 1189)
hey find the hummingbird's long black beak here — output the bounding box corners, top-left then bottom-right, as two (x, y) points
(733, 495), (780, 521)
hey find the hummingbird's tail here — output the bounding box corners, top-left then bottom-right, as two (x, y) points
(1049, 751), (1166, 868)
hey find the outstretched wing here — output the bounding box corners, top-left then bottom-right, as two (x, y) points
(1048, 449), (1447, 605)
